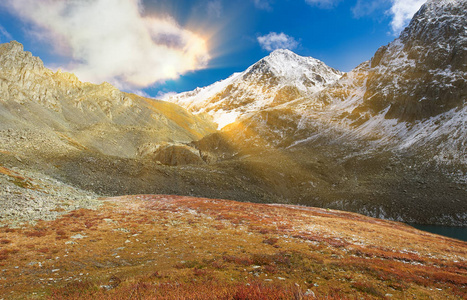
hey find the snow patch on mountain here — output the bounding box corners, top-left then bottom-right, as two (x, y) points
(356, 106), (467, 166)
(255, 49), (342, 93)
(166, 49), (343, 129)
(164, 72), (244, 112)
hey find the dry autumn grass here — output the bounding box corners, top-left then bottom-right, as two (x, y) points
(0, 195), (466, 299)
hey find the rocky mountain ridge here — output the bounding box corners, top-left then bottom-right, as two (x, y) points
(0, 41), (216, 158)
(344, 0), (466, 122)
(167, 49), (343, 128)
(307, 0), (467, 167)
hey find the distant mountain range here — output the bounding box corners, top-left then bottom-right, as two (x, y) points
(0, 0), (466, 226)
(168, 0), (467, 167)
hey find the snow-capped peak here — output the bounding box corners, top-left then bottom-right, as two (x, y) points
(263, 49), (305, 66)
(244, 49), (342, 89)
(166, 50), (343, 129)
(262, 49), (324, 70)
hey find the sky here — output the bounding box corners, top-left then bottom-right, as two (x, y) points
(0, 0), (426, 98)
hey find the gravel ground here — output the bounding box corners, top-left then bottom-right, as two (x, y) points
(0, 165), (100, 227)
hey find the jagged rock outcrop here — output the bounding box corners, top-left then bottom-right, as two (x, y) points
(137, 142), (205, 166)
(312, 0), (467, 168)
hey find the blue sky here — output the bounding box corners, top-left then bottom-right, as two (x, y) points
(0, 0), (425, 97)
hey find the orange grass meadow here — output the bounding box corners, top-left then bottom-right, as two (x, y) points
(0, 195), (466, 299)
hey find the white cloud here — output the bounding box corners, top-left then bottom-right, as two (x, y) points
(253, 0), (273, 11)
(305, 0), (342, 9)
(130, 89), (151, 98)
(0, 25), (12, 43)
(207, 0), (222, 18)
(389, 0), (425, 34)
(257, 32), (299, 52)
(2, 0), (210, 89)
(350, 0), (425, 35)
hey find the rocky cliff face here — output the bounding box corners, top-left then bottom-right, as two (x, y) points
(320, 0), (467, 168)
(0, 41), (130, 116)
(354, 0), (467, 122)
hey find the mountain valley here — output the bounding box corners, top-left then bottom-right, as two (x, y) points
(0, 0), (466, 226)
(0, 0), (466, 298)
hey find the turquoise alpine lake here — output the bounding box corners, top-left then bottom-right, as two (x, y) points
(409, 224), (467, 242)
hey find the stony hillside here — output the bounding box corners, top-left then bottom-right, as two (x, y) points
(0, 41), (216, 159)
(356, 0), (467, 122)
(0, 40), (217, 226)
(298, 0), (467, 162)
(1, 195), (465, 299)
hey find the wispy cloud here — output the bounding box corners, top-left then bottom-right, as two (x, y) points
(257, 32), (299, 52)
(1, 0), (210, 89)
(0, 25), (12, 42)
(389, 0), (425, 34)
(304, 0), (342, 9)
(207, 0), (223, 18)
(352, 0), (388, 18)
(157, 91), (177, 101)
(252, 0), (273, 11)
